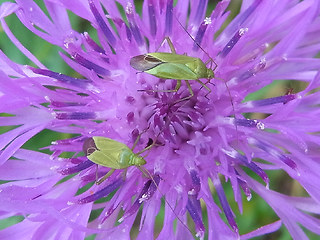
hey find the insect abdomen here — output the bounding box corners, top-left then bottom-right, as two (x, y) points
(118, 149), (134, 168)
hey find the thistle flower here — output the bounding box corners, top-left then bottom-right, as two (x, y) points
(1, 0), (320, 239)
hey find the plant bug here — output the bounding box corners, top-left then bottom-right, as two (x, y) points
(130, 36), (215, 102)
(82, 134), (194, 236)
(83, 135), (153, 184)
(131, 17), (238, 141)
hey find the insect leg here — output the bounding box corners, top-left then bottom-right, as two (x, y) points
(174, 80), (194, 103)
(131, 131), (142, 151)
(196, 79), (211, 99)
(174, 79), (181, 92)
(136, 140), (157, 155)
(137, 166), (150, 178)
(131, 124), (152, 151)
(159, 79), (182, 94)
(96, 169), (115, 185)
(138, 79), (182, 94)
(205, 58), (218, 72)
(156, 36), (177, 54)
(164, 37), (177, 54)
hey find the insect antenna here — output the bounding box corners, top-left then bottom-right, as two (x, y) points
(132, 122), (194, 236)
(174, 15), (216, 67)
(137, 165), (194, 237)
(175, 15), (240, 146)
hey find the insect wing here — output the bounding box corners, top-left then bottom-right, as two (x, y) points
(148, 52), (197, 64)
(87, 150), (123, 169)
(130, 54), (163, 71)
(146, 62), (198, 80)
(85, 137), (129, 169)
(93, 137), (129, 152)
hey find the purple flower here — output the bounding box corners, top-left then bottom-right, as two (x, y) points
(1, 0), (320, 239)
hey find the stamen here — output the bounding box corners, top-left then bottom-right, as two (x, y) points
(189, 170), (201, 194)
(237, 0), (262, 24)
(236, 58), (267, 82)
(237, 56), (286, 82)
(249, 138), (298, 171)
(88, 0), (116, 46)
(59, 160), (95, 175)
(83, 32), (105, 54)
(118, 180), (152, 222)
(51, 136), (83, 145)
(78, 177), (123, 204)
(126, 2), (144, 46)
(54, 112), (96, 120)
(235, 170), (252, 201)
(239, 178), (252, 201)
(50, 101), (87, 108)
(234, 44), (268, 64)
(148, 0), (157, 36)
(186, 195), (205, 239)
(100, 203), (119, 224)
(72, 53), (110, 76)
(63, 32), (82, 49)
(220, 28), (248, 57)
(119, 175), (160, 222)
(244, 94), (296, 107)
(235, 119), (265, 130)
(224, 0), (261, 37)
(193, 19), (209, 51)
(140, 174), (160, 203)
(165, 0), (173, 35)
(81, 170), (107, 182)
(30, 68), (93, 89)
(125, 24), (132, 42)
(223, 149), (269, 186)
(212, 175), (239, 233)
(193, 0), (207, 26)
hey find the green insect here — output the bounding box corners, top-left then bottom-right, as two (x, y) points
(83, 135), (153, 184)
(82, 135), (194, 235)
(130, 37), (215, 102)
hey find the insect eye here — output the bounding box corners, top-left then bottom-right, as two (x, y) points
(83, 138), (98, 156)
